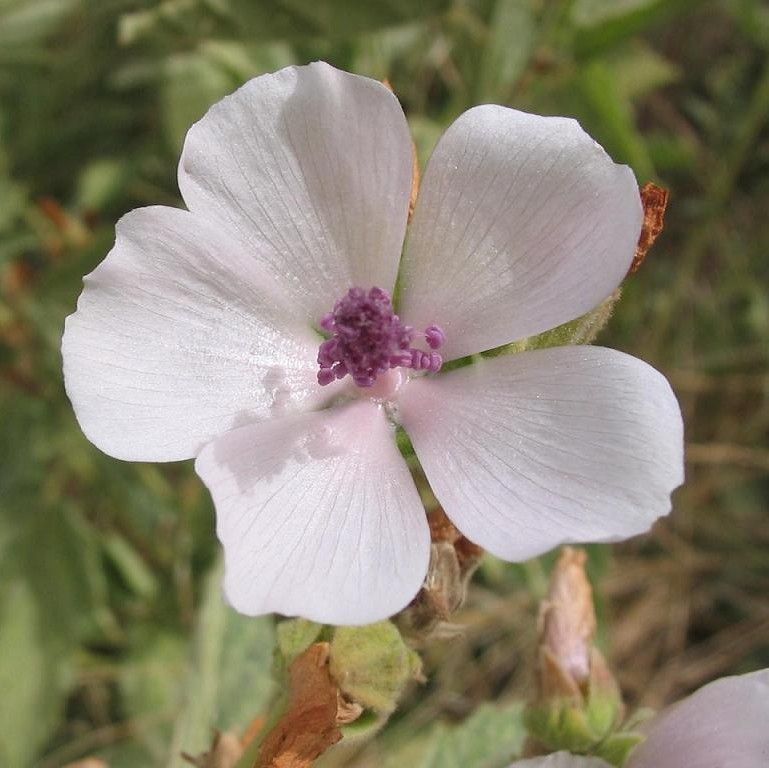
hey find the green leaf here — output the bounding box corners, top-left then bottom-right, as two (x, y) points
(161, 49), (239, 153)
(103, 532), (160, 600)
(0, 0), (80, 51)
(120, 0), (451, 46)
(0, 501), (108, 648)
(276, 618), (323, 666)
(383, 703), (527, 768)
(0, 580), (72, 767)
(576, 59), (655, 180)
(116, 631), (188, 764)
(476, 0), (535, 103)
(167, 558), (276, 766)
(76, 158), (131, 212)
(611, 42), (679, 100)
(571, 0), (705, 57)
(233, 0), (451, 40)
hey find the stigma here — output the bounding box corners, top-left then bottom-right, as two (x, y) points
(317, 286), (445, 388)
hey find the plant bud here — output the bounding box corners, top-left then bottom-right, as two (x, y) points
(329, 621), (422, 715)
(526, 547), (623, 755)
(276, 618), (323, 666)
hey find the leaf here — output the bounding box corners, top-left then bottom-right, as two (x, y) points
(160, 41), (294, 153)
(0, 500), (108, 650)
(117, 631), (188, 764)
(168, 558), (276, 767)
(120, 0), (452, 47)
(0, 580), (72, 767)
(103, 532), (159, 599)
(233, 0), (451, 40)
(610, 43), (680, 101)
(576, 59), (655, 180)
(630, 182), (669, 274)
(276, 619), (323, 667)
(570, 0), (703, 57)
(0, 0), (80, 51)
(475, 0), (535, 102)
(256, 643), (341, 768)
(382, 702), (527, 768)
(161, 50), (240, 153)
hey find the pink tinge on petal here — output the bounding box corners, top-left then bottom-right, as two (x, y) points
(397, 346), (684, 562)
(627, 669), (769, 768)
(195, 400), (430, 625)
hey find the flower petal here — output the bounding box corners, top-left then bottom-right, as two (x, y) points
(398, 106), (642, 361)
(627, 670), (769, 768)
(510, 754), (612, 768)
(62, 206), (324, 462)
(397, 346), (683, 561)
(178, 62), (414, 323)
(195, 401), (430, 625)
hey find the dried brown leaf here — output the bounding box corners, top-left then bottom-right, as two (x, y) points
(630, 182), (669, 274)
(256, 643), (342, 768)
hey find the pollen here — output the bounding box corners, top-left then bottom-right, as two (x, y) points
(317, 286), (445, 388)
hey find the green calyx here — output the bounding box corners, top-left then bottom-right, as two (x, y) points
(329, 620), (422, 716)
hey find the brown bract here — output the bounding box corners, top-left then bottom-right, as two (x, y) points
(538, 547), (596, 697)
(256, 643), (342, 768)
(630, 182), (669, 274)
(398, 509), (484, 638)
(428, 507), (484, 573)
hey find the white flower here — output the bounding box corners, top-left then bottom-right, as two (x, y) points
(508, 669), (769, 768)
(510, 756), (609, 768)
(62, 62), (684, 625)
(626, 669), (769, 768)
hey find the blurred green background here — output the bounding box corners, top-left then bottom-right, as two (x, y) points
(1, 0), (768, 766)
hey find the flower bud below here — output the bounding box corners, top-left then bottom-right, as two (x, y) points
(526, 548), (624, 755)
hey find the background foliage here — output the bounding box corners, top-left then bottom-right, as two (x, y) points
(1, 0), (768, 765)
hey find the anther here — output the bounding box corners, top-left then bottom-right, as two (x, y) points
(316, 287), (446, 387)
(424, 325), (445, 349)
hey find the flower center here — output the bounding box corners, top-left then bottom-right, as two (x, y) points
(316, 286), (445, 388)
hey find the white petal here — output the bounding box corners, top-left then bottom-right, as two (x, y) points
(397, 346), (683, 561)
(195, 401), (430, 625)
(398, 106), (642, 361)
(178, 62), (413, 323)
(628, 670), (769, 768)
(510, 754), (612, 768)
(62, 206), (325, 462)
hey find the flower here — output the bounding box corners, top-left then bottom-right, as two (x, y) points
(508, 669), (769, 768)
(62, 62), (684, 625)
(625, 669), (769, 768)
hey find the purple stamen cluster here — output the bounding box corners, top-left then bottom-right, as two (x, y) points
(317, 286), (445, 387)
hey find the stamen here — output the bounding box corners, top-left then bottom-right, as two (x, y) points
(317, 287), (446, 387)
(424, 325), (445, 350)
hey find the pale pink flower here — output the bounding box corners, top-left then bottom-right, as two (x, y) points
(626, 669), (769, 768)
(62, 62), (683, 625)
(510, 756), (609, 768)
(508, 669), (769, 768)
